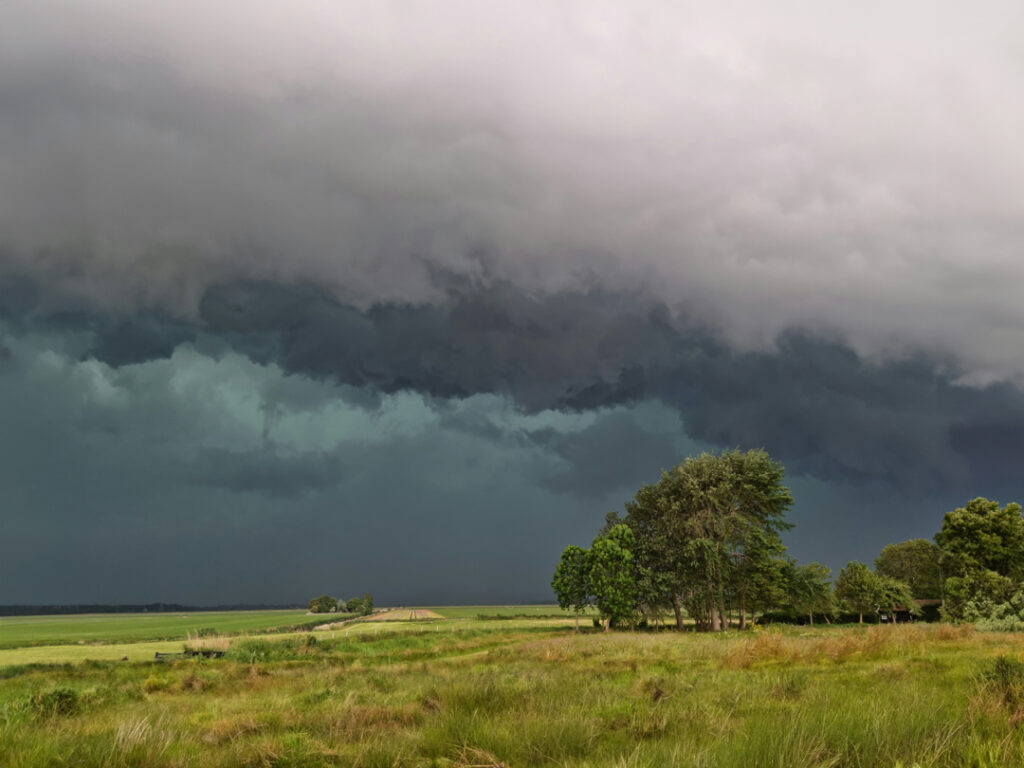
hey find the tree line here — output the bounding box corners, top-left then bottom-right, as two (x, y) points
(307, 593), (375, 615)
(552, 449), (1024, 630)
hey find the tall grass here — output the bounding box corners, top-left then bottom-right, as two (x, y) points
(3, 623), (1024, 766)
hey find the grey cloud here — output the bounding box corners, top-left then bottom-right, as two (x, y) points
(1, 2), (1024, 382)
(186, 447), (343, 498)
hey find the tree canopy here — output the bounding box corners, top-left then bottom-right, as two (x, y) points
(936, 497), (1024, 619)
(610, 448), (793, 631)
(875, 539), (942, 600)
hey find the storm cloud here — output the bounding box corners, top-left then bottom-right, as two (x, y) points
(2, 1), (1024, 602)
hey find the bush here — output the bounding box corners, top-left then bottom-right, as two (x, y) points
(964, 588), (1024, 631)
(30, 688), (79, 717)
(981, 655), (1024, 707)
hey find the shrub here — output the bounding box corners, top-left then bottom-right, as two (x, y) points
(981, 655), (1024, 708)
(30, 687), (80, 717)
(964, 588), (1024, 631)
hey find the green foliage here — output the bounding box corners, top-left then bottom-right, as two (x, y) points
(29, 687), (80, 717)
(307, 595), (338, 613)
(587, 525), (638, 629)
(786, 562), (835, 624)
(834, 562), (880, 622)
(937, 497), (1024, 619)
(616, 448), (793, 631)
(964, 587), (1024, 631)
(876, 575), (919, 617)
(875, 538), (942, 600)
(361, 593), (374, 615)
(551, 545), (591, 625)
(981, 655), (1024, 708)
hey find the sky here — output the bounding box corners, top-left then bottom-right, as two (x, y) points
(3, 1), (1024, 605)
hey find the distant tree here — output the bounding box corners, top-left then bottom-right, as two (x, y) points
(786, 562), (835, 626)
(360, 593), (374, 615)
(875, 575), (919, 620)
(345, 597), (364, 614)
(587, 525), (638, 630)
(875, 539), (942, 600)
(551, 545), (591, 631)
(835, 562), (881, 623)
(308, 595), (338, 614)
(936, 498), (1024, 619)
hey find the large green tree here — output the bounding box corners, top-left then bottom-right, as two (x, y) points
(786, 562), (835, 626)
(615, 449), (793, 631)
(834, 561), (880, 624)
(936, 497), (1024, 619)
(875, 539), (942, 600)
(551, 545), (591, 631)
(587, 525), (638, 630)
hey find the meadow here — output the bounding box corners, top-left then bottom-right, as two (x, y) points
(4, 611), (1024, 766)
(0, 611), (316, 649)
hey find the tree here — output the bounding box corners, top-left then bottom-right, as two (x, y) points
(307, 595), (338, 614)
(552, 545), (591, 631)
(786, 562), (835, 626)
(345, 596), (373, 615)
(617, 449), (793, 631)
(875, 539), (942, 600)
(728, 528), (790, 629)
(834, 562), (880, 624)
(936, 498), (1024, 619)
(587, 525), (638, 630)
(875, 575), (919, 620)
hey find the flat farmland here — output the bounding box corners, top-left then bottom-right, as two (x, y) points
(0, 610), (312, 649)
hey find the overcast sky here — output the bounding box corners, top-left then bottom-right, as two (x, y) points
(3, 1), (1024, 604)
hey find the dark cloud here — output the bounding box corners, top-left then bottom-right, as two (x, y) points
(186, 447), (344, 498)
(3, 1), (1024, 603)
(8, 275), (1021, 499)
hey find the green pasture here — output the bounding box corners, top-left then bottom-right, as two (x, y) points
(0, 610), (312, 649)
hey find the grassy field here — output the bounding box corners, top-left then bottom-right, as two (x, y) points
(0, 610), (315, 649)
(5, 614), (1024, 766)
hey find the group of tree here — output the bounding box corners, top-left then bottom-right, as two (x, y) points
(552, 448), (1024, 630)
(306, 593), (375, 615)
(553, 449), (835, 631)
(862, 498), (1024, 627)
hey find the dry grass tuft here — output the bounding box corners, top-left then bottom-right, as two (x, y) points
(202, 715), (265, 744)
(184, 632), (230, 654)
(455, 745), (509, 767)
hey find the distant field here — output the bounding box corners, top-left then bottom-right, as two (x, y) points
(0, 610), (312, 649)
(425, 604), (576, 618)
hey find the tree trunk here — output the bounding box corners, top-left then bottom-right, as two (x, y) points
(858, 612), (863, 624)
(672, 595), (685, 631)
(719, 590), (728, 631)
(709, 602), (721, 632)
(574, 613), (579, 632)
(808, 612), (813, 627)
(739, 592), (747, 631)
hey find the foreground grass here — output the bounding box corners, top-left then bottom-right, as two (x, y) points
(3, 623), (1024, 767)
